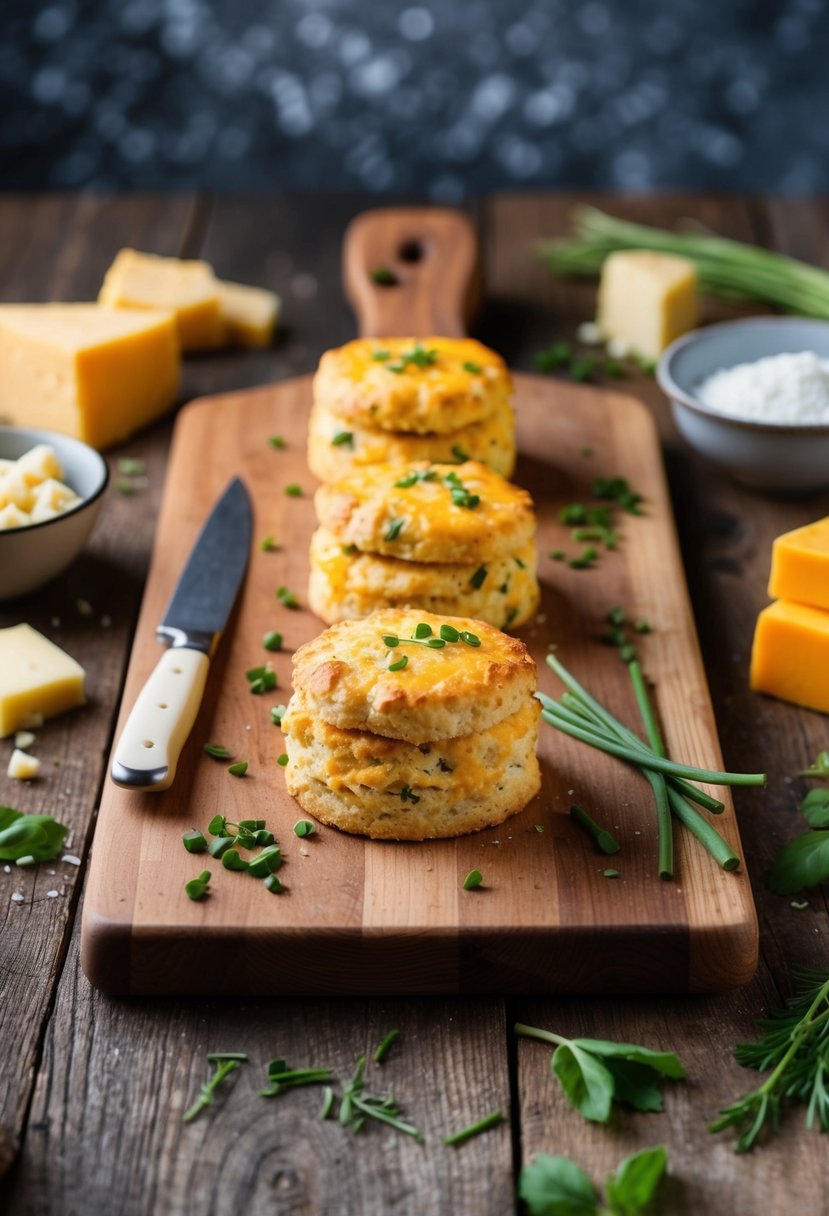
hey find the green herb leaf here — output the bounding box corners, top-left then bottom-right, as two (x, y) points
(371, 267), (397, 285)
(117, 457), (144, 476)
(604, 1146), (668, 1216)
(769, 830), (829, 893)
(208, 836), (235, 858)
(276, 586), (299, 609)
(519, 1153), (597, 1216)
(285, 483), (303, 498)
(221, 848), (248, 871)
(440, 623), (460, 642)
(264, 874), (284, 893)
(268, 435), (286, 449)
(183, 1055), (243, 1122)
(227, 761), (248, 778)
(263, 631), (283, 652)
(413, 622), (432, 639)
(260, 535), (277, 552)
(552, 1042), (615, 1123)
(385, 518), (404, 541)
(331, 431), (354, 447)
(399, 785), (419, 803)
(451, 444), (469, 462)
(208, 814), (226, 836)
(800, 788), (829, 828)
(0, 808), (68, 862)
(463, 360), (482, 374)
(460, 630), (481, 647)
(462, 869), (483, 891)
(277, 753), (289, 767)
(271, 704), (287, 726)
(373, 1028), (400, 1063)
(388, 655), (408, 672)
(294, 819), (315, 838)
(182, 830), (208, 853)
(798, 750), (829, 778)
(184, 870), (211, 901)
(534, 341), (573, 374)
(371, 349), (391, 361)
(248, 846), (282, 877)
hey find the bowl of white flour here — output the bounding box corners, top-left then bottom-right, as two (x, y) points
(657, 317), (829, 492)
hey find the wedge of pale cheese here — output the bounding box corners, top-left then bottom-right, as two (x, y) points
(217, 279), (280, 348)
(0, 304), (180, 449)
(596, 251), (698, 360)
(0, 624), (86, 738)
(99, 249), (225, 351)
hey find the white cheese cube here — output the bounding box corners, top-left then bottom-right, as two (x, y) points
(7, 748), (41, 780)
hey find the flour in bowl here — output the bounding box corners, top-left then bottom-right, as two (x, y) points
(696, 351), (829, 423)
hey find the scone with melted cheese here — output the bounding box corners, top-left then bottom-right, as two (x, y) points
(308, 528), (539, 629)
(283, 693), (540, 839)
(313, 337), (511, 434)
(289, 608), (536, 744)
(307, 396), (516, 483)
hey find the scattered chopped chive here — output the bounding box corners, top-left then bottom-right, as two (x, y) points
(426, 637), (446, 648)
(451, 444), (469, 462)
(185, 870), (211, 901)
(460, 631), (481, 647)
(498, 581), (509, 594)
(399, 785), (420, 803)
(534, 340), (572, 373)
(503, 608), (519, 629)
(638, 356), (657, 375)
(389, 655), (408, 672)
(183, 1056), (242, 1123)
(320, 1086), (335, 1119)
(294, 819), (316, 838)
(285, 483), (303, 498)
(534, 824), (544, 833)
(570, 355), (598, 383)
(607, 607), (626, 626)
(115, 478), (135, 495)
(208, 814), (226, 836)
(204, 743), (231, 759)
(277, 753), (289, 766)
(385, 518), (404, 541)
(382, 342), (438, 374)
(271, 705), (287, 726)
(634, 619), (652, 635)
(371, 266), (397, 285)
(206, 1052), (249, 1063)
(569, 546), (598, 569)
(514, 556), (527, 569)
(603, 868), (620, 878)
(559, 503), (586, 525)
(382, 634), (400, 647)
(395, 471), (417, 488)
(550, 550), (566, 561)
(227, 761), (248, 778)
(569, 804), (621, 855)
(276, 586), (299, 609)
(263, 631), (283, 652)
(463, 360), (482, 374)
(254, 829), (275, 846)
(248, 847), (282, 877)
(208, 836), (235, 859)
(331, 431), (354, 447)
(260, 535), (277, 552)
(264, 874), (284, 893)
(605, 358), (624, 378)
(440, 624), (460, 642)
(183, 830), (208, 854)
(117, 457), (144, 476)
(222, 848), (248, 871)
(371, 349), (391, 361)
(463, 869), (483, 891)
(414, 622), (432, 639)
(571, 526), (607, 542)
(443, 1109), (504, 1146)
(470, 565), (488, 590)
(247, 665), (277, 694)
(373, 1028), (400, 1063)
(268, 435), (286, 449)
(603, 627), (626, 647)
(342, 543), (358, 555)
(619, 643), (637, 663)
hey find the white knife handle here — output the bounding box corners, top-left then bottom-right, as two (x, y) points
(111, 647), (210, 791)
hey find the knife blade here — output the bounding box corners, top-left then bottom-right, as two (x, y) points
(111, 477), (253, 792)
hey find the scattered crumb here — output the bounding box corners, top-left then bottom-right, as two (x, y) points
(46, 869), (55, 876)
(606, 337), (631, 359)
(50, 617), (61, 628)
(14, 730), (36, 750)
(577, 320), (603, 346)
(76, 598), (93, 616)
(46, 890), (60, 898)
(62, 854), (81, 866)
(10, 892), (24, 903)
(7, 749), (41, 780)
(791, 900), (809, 910)
(536, 613), (547, 624)
(100, 615), (112, 628)
(291, 272), (318, 300)
(3, 865), (10, 873)
(299, 847), (310, 857)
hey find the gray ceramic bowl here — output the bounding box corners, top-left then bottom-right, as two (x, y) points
(657, 316), (829, 493)
(0, 427), (109, 600)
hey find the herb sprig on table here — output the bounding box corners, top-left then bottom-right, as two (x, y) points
(0, 806), (68, 863)
(520, 1146), (668, 1216)
(768, 760), (829, 894)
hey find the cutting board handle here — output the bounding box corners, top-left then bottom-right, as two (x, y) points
(343, 207), (479, 338)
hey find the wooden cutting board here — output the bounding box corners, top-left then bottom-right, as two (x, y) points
(81, 208), (758, 996)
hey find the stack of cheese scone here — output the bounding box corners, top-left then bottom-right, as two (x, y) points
(307, 336), (516, 482)
(282, 609), (541, 839)
(309, 458), (540, 630)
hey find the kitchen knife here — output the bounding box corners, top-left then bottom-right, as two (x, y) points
(111, 476), (253, 792)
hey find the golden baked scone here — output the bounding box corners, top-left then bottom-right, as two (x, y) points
(290, 608), (536, 744)
(283, 696), (540, 840)
(307, 397), (516, 483)
(313, 337), (511, 435)
(308, 527), (539, 630)
(315, 460), (535, 565)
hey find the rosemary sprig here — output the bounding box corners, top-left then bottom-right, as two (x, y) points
(183, 1054), (246, 1123)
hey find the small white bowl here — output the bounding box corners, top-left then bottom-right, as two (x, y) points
(0, 427), (109, 600)
(657, 317), (829, 493)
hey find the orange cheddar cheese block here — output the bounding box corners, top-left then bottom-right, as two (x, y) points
(0, 304), (180, 449)
(768, 516), (829, 611)
(750, 599), (829, 714)
(99, 249), (225, 351)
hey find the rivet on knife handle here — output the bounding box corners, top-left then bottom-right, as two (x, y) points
(111, 647), (210, 791)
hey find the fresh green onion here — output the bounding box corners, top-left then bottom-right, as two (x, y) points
(389, 655), (408, 671)
(276, 586), (299, 609)
(263, 631), (283, 652)
(373, 1028), (400, 1063)
(443, 1109), (504, 1146)
(203, 743), (231, 759)
(569, 805), (620, 855)
(227, 761), (248, 778)
(294, 820), (315, 838)
(285, 484), (303, 498)
(277, 753), (289, 767)
(268, 435), (286, 449)
(182, 830), (207, 853)
(185, 870), (211, 901)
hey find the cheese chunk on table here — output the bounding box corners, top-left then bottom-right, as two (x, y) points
(99, 249), (225, 351)
(217, 279), (280, 347)
(768, 515), (829, 611)
(596, 251), (698, 360)
(0, 304), (179, 449)
(750, 599), (829, 714)
(0, 624), (86, 737)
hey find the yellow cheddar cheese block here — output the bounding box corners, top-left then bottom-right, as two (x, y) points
(217, 279), (280, 347)
(768, 515), (829, 611)
(99, 249), (225, 351)
(0, 304), (180, 449)
(596, 251), (698, 360)
(750, 599), (829, 714)
(0, 624), (86, 737)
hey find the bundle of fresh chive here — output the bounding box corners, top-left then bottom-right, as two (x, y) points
(538, 206), (829, 320)
(540, 653), (766, 879)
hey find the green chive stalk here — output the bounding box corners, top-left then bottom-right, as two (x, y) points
(538, 206), (829, 320)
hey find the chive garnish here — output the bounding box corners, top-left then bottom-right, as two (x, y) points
(294, 820), (315, 838)
(248, 846), (282, 877)
(550, 550), (565, 561)
(603, 868), (620, 878)
(385, 518), (404, 541)
(399, 785), (420, 803)
(260, 1060), (334, 1098)
(183, 1055), (244, 1123)
(371, 349), (391, 361)
(320, 1086), (335, 1119)
(271, 705), (287, 726)
(514, 556), (527, 569)
(503, 608), (519, 629)
(208, 836), (235, 858)
(227, 761), (248, 778)
(371, 267), (397, 285)
(331, 431), (354, 447)
(451, 444), (469, 462)
(247, 665), (277, 695)
(443, 1109), (503, 1146)
(204, 743), (231, 759)
(208, 814), (226, 836)
(463, 869), (483, 890)
(263, 631), (283, 652)
(182, 830), (207, 853)
(414, 622), (432, 639)
(440, 623), (460, 642)
(117, 457), (144, 476)
(373, 1028), (400, 1063)
(260, 535), (277, 552)
(460, 631), (480, 647)
(277, 753), (289, 767)
(185, 870), (211, 901)
(384, 343), (438, 374)
(389, 655), (408, 671)
(276, 586), (299, 609)
(264, 874), (284, 893)
(268, 435), (286, 449)
(569, 804), (621, 855)
(221, 848), (248, 871)
(342, 543), (358, 555)
(470, 565), (487, 590)
(285, 483), (303, 497)
(463, 360), (482, 374)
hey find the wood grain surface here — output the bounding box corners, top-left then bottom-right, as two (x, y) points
(0, 193), (827, 1216)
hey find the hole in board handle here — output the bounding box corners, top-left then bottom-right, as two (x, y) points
(398, 239), (424, 263)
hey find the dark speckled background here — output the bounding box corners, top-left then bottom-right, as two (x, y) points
(3, 0), (828, 194)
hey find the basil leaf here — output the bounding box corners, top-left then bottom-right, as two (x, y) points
(602, 1059), (664, 1113)
(769, 830), (829, 893)
(0, 811), (68, 862)
(572, 1039), (685, 1080)
(0, 806), (20, 831)
(800, 788), (829, 828)
(552, 1043), (615, 1123)
(519, 1153), (598, 1216)
(604, 1145), (667, 1216)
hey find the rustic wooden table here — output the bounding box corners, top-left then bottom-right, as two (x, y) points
(0, 193), (827, 1215)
